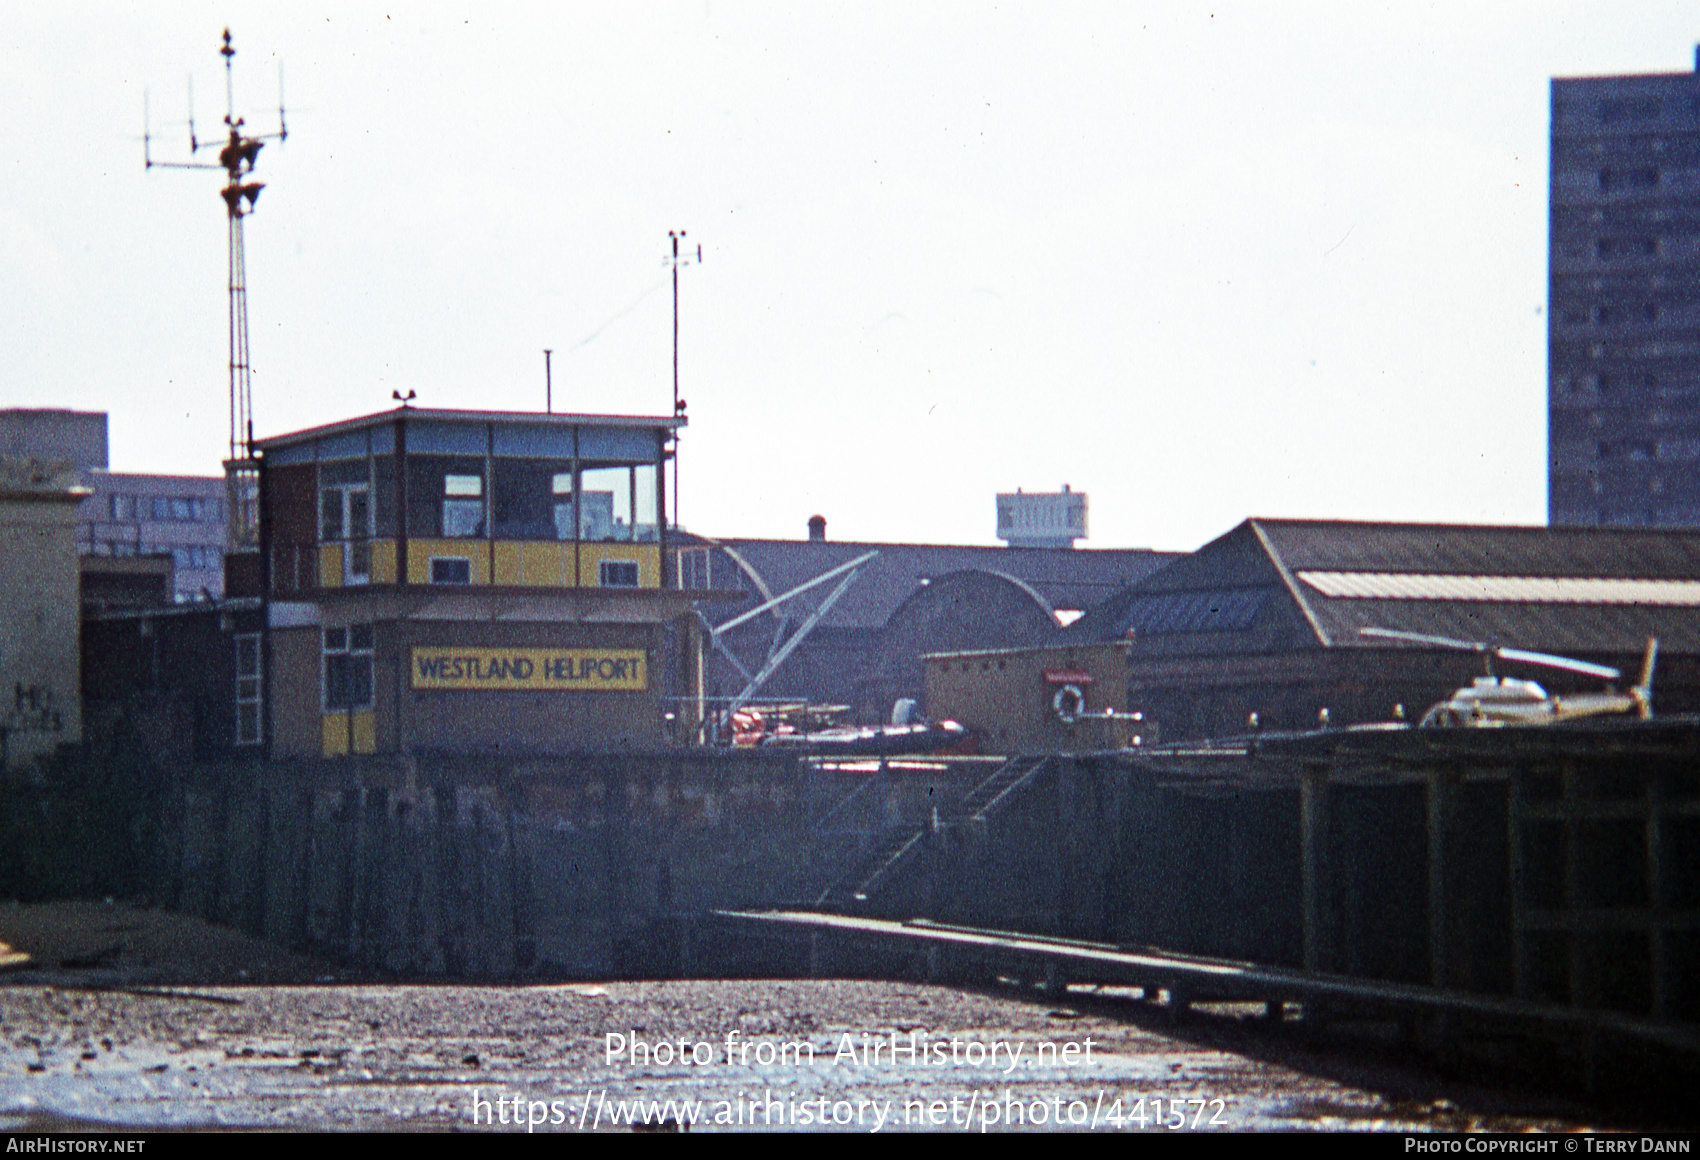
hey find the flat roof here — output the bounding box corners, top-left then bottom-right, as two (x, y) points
(253, 406), (685, 452)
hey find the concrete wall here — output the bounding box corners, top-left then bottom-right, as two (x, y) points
(0, 463), (85, 770)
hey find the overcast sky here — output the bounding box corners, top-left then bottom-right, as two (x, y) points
(3, 3), (1697, 550)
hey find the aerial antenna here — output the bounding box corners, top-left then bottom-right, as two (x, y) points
(667, 230), (701, 530)
(145, 28), (289, 548)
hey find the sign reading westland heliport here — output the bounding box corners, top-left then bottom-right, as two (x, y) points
(410, 648), (647, 691)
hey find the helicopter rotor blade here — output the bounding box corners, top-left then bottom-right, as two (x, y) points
(1362, 627), (1622, 680)
(1495, 648), (1620, 681)
(1359, 627), (1489, 653)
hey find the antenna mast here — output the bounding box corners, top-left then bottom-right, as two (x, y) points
(666, 230), (700, 530)
(147, 29), (287, 547)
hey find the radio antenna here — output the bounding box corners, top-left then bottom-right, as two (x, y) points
(146, 28), (288, 547)
(667, 230), (700, 530)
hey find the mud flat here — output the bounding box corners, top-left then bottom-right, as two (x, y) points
(0, 902), (1645, 1133)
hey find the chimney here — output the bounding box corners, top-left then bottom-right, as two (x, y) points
(808, 514), (827, 542)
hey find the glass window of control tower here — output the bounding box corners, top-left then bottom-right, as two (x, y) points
(578, 463), (659, 542)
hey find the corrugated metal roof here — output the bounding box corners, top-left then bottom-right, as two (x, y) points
(1083, 519), (1700, 655)
(1296, 571), (1700, 605)
(1245, 520), (1700, 653)
(1118, 588), (1273, 635)
(1254, 519), (1700, 580)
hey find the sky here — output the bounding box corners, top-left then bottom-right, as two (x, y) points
(3, 3), (1698, 552)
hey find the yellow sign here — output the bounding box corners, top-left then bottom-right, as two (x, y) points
(411, 648), (647, 690)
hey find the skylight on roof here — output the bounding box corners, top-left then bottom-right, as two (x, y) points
(1296, 571), (1700, 605)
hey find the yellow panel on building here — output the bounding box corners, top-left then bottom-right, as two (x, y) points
(578, 543), (660, 589)
(492, 540), (576, 587)
(369, 539), (398, 584)
(321, 710), (377, 757)
(318, 543), (343, 588)
(407, 538), (492, 585)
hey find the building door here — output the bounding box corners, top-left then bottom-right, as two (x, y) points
(321, 484), (372, 585)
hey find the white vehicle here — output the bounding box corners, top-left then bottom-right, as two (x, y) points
(1360, 627), (1658, 728)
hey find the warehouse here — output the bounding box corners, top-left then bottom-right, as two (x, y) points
(1070, 518), (1700, 742)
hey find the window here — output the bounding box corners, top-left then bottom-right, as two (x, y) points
(323, 624), (374, 710)
(406, 456), (483, 538)
(110, 494), (136, 520)
(321, 483), (372, 583)
(676, 548), (713, 590)
(1599, 98), (1661, 123)
(553, 473), (575, 541)
(579, 463), (659, 542)
(430, 557), (472, 585)
(599, 559), (640, 588)
(142, 495), (213, 522)
(443, 474), (484, 538)
(1599, 440), (1656, 461)
(491, 460), (575, 540)
(1598, 166), (1659, 192)
(1597, 237), (1658, 259)
(1596, 303), (1660, 325)
(172, 545), (222, 570)
(234, 634), (262, 745)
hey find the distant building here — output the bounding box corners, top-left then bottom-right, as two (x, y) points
(80, 474), (228, 599)
(0, 458), (85, 771)
(0, 409), (106, 468)
(0, 410), (230, 600)
(996, 486), (1087, 548)
(1071, 517), (1700, 741)
(1549, 53), (1700, 527)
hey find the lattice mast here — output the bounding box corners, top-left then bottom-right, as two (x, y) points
(146, 29), (286, 546)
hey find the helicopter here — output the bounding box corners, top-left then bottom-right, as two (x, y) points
(1359, 627), (1659, 728)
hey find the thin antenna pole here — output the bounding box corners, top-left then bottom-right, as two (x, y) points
(670, 230), (683, 530)
(666, 229), (698, 531)
(222, 27), (235, 117)
(671, 231), (681, 416)
(544, 349), (553, 414)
